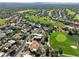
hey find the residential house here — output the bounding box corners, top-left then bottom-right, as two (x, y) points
(4, 40), (16, 50)
(33, 33), (43, 41)
(0, 32), (6, 40)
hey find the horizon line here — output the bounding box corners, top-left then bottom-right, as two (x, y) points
(0, 2), (78, 3)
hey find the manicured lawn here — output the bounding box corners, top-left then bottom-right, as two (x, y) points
(25, 15), (64, 27)
(0, 19), (6, 26)
(74, 14), (79, 21)
(56, 34), (67, 42)
(66, 9), (75, 16)
(49, 32), (79, 56)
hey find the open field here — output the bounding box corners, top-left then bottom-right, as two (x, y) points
(25, 15), (64, 27)
(0, 19), (6, 26)
(49, 32), (79, 56)
(66, 9), (75, 16)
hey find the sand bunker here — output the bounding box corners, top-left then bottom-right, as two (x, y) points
(70, 45), (77, 49)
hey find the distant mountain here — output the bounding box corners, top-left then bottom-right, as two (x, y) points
(0, 2), (79, 8)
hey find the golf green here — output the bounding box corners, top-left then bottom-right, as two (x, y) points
(56, 34), (67, 42)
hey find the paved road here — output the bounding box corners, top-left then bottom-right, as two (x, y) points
(15, 35), (31, 57)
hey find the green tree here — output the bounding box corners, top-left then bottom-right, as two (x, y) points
(0, 41), (2, 46)
(11, 45), (16, 50)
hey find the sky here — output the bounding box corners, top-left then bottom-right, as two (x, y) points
(0, 0), (78, 3)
